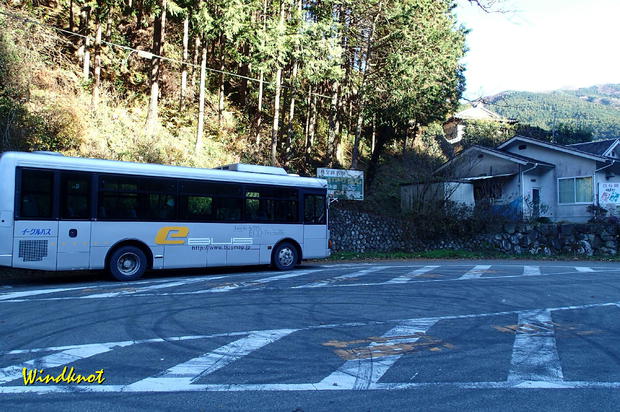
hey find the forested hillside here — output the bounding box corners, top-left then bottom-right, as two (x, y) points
(485, 86), (620, 140)
(0, 0), (467, 182)
(566, 84), (620, 109)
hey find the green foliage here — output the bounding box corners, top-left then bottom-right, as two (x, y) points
(487, 89), (620, 140)
(403, 200), (510, 242)
(0, 13), (83, 152)
(461, 120), (516, 148)
(1, 0), (468, 191)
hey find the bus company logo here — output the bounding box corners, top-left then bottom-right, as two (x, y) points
(155, 226), (253, 246)
(20, 228), (52, 236)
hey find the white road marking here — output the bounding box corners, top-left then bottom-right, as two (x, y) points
(3, 264), (620, 303)
(385, 266), (439, 284)
(126, 329), (296, 391)
(293, 266), (390, 288)
(316, 319), (437, 390)
(6, 380), (620, 394)
(0, 275), (236, 302)
(2, 300), (620, 393)
(0, 286), (94, 301)
(0, 343), (124, 384)
(508, 309), (563, 383)
(203, 269), (320, 293)
(0, 269), (322, 302)
(523, 266), (541, 276)
(315, 267), (615, 289)
(80, 277), (225, 299)
(458, 265), (492, 280)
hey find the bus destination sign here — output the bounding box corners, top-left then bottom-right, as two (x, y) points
(317, 168), (364, 200)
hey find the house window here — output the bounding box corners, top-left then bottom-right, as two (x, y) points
(558, 177), (593, 204)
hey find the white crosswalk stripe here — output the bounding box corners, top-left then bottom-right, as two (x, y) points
(2, 300), (620, 393)
(385, 266), (440, 284)
(575, 267), (594, 273)
(316, 319), (437, 390)
(203, 269), (321, 292)
(508, 309), (563, 384)
(523, 266), (541, 276)
(458, 265), (492, 280)
(126, 329), (296, 391)
(293, 266), (390, 288)
(0, 343), (125, 384)
(81, 278), (225, 298)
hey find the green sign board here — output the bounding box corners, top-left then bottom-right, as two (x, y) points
(317, 168), (364, 200)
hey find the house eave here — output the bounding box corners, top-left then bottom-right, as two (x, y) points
(497, 136), (609, 162)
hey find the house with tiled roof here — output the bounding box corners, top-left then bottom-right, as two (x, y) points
(402, 136), (620, 222)
(568, 139), (620, 158)
(443, 102), (517, 144)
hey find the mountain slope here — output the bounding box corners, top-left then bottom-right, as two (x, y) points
(484, 85), (620, 139)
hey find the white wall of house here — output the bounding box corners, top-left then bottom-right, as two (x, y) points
(450, 152), (521, 179)
(446, 182), (475, 206)
(401, 182), (474, 211)
(504, 142), (599, 222)
(522, 169), (555, 219)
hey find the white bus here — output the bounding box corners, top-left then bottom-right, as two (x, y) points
(0, 152), (330, 280)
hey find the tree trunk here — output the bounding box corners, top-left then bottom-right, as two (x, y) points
(304, 85), (312, 148)
(80, 6), (91, 81)
(309, 92), (317, 148)
(191, 36), (200, 89)
(286, 61), (298, 158)
(366, 122), (393, 186)
(350, 112), (364, 169)
(371, 114), (376, 154)
(196, 45), (207, 151)
(136, 0), (144, 29)
(217, 34), (225, 126)
(91, 8), (103, 111)
(271, 67), (283, 165)
(238, 44), (250, 107)
(327, 82), (340, 166)
(350, 1), (382, 169)
(255, 0), (268, 146)
(69, 0), (74, 32)
(255, 70), (264, 145)
(180, 15), (189, 109)
(145, 0), (167, 132)
(105, 13), (112, 40)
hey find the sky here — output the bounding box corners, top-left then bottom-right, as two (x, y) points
(455, 0), (620, 99)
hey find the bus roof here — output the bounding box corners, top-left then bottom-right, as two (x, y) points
(0, 152), (327, 189)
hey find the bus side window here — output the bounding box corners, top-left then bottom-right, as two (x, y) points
(61, 173), (91, 220)
(180, 195), (213, 220)
(19, 169), (54, 219)
(304, 195), (326, 224)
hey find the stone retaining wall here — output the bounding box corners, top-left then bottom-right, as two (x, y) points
(329, 208), (619, 256)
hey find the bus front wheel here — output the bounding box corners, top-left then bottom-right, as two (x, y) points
(272, 242), (298, 271)
(108, 246), (147, 281)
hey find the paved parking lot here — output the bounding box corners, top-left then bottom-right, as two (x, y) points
(2, 261), (620, 410)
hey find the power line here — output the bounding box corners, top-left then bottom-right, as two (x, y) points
(0, 8), (332, 99)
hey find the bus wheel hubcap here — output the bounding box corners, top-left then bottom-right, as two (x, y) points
(278, 248), (294, 267)
(118, 253), (139, 276)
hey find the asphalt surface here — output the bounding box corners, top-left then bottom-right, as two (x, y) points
(2, 260), (620, 411)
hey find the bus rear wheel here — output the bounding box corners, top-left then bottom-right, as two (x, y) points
(108, 246), (147, 281)
(272, 242), (298, 271)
